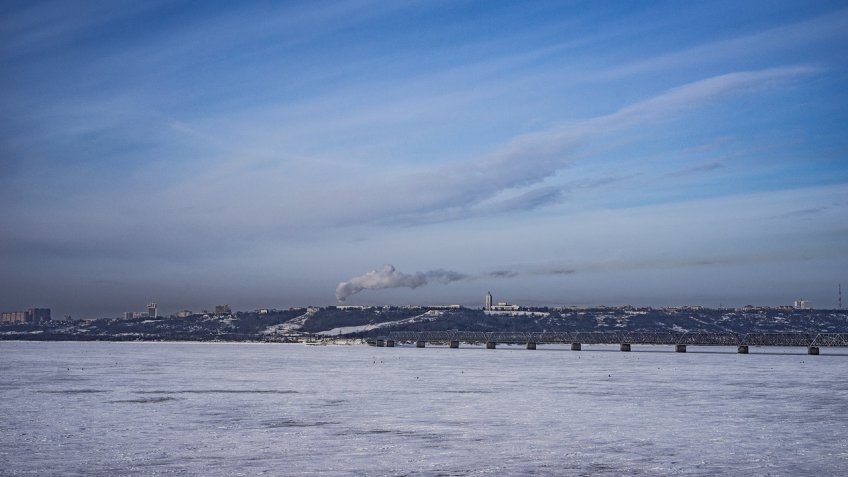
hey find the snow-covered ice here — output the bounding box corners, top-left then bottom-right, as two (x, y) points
(1, 341), (846, 475)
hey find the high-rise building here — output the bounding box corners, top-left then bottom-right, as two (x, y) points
(1, 311), (27, 323)
(1, 308), (50, 324)
(147, 303), (158, 318)
(485, 291), (492, 311)
(29, 308), (51, 323)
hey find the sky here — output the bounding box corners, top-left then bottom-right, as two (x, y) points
(1, 0), (847, 318)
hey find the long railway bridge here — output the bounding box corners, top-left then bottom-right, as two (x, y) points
(378, 331), (848, 354)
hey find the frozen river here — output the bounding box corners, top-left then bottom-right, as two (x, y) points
(1, 341), (846, 476)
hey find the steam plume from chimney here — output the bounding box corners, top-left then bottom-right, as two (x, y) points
(335, 264), (466, 302)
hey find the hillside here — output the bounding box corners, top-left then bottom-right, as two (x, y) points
(2, 306), (847, 341)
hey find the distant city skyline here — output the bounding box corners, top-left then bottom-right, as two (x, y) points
(6, 284), (841, 321)
(1, 1), (846, 318)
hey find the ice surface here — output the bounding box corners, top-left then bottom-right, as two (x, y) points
(1, 342), (846, 476)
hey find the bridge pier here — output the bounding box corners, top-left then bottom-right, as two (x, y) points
(808, 346), (820, 355)
(675, 344), (686, 353)
(526, 342), (536, 350)
(571, 343), (581, 351)
(486, 341), (496, 349)
(385, 339), (394, 347)
(737, 345), (748, 354)
(620, 343), (631, 352)
(416, 340), (426, 348)
(449, 340), (459, 348)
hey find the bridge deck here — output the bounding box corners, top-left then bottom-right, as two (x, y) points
(384, 331), (848, 347)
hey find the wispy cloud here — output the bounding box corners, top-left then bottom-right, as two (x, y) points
(593, 67), (818, 128)
(0, 1), (166, 57)
(6, 65), (817, 246)
(676, 136), (735, 155)
(600, 8), (848, 79)
(2, 64), (823, 265)
(507, 248), (848, 278)
(765, 202), (846, 220)
(487, 270), (520, 278)
(325, 66), (820, 225)
(667, 160), (725, 178)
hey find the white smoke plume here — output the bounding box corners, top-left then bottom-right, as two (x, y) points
(335, 264), (466, 302)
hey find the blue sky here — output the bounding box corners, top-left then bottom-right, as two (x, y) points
(2, 0), (847, 317)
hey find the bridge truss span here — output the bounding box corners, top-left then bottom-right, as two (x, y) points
(383, 330), (848, 350)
